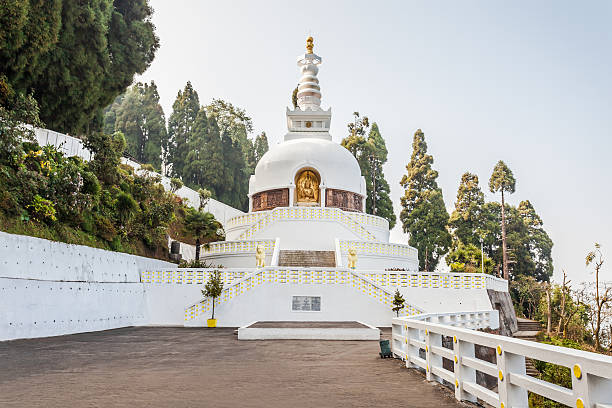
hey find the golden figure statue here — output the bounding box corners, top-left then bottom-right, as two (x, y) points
(306, 36), (314, 54)
(296, 170), (319, 203)
(255, 244), (265, 268)
(347, 248), (358, 269)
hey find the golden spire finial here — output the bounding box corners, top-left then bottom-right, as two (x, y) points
(306, 36), (314, 54)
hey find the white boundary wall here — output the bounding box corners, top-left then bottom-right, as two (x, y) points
(0, 232), (172, 341)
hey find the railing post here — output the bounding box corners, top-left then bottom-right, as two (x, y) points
(572, 363), (612, 408)
(497, 346), (528, 407)
(425, 324), (442, 383)
(406, 326), (419, 369)
(454, 337), (477, 403)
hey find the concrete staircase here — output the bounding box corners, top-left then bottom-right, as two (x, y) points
(278, 250), (336, 267)
(514, 318), (542, 376)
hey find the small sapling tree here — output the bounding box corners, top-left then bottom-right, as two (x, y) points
(392, 289), (406, 317)
(202, 271), (224, 323)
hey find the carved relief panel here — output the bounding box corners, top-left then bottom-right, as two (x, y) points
(325, 189), (363, 212)
(252, 188), (289, 212)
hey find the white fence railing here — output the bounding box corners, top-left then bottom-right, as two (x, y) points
(392, 312), (612, 408)
(338, 239), (418, 259)
(226, 208), (389, 231)
(237, 207), (377, 241)
(360, 271), (508, 292)
(142, 268), (508, 292)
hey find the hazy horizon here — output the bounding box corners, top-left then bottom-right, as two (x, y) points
(136, 0), (612, 285)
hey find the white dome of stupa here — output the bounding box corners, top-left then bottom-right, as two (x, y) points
(249, 138), (364, 195)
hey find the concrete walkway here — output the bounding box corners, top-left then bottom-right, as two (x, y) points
(0, 327), (467, 407)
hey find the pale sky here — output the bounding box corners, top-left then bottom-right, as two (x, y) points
(137, 0), (611, 285)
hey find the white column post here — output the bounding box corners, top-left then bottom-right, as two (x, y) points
(248, 194), (253, 212)
(288, 186), (295, 207)
(454, 337), (477, 402)
(497, 346), (528, 407)
(320, 186), (326, 207)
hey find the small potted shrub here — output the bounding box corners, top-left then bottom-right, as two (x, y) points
(392, 289), (405, 317)
(202, 271), (223, 327)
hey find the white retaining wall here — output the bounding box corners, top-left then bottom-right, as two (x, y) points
(0, 232), (172, 341)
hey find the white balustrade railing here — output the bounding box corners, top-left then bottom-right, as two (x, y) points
(225, 211), (268, 229)
(361, 271), (508, 291)
(360, 271), (508, 292)
(201, 239), (275, 255)
(226, 208), (390, 231)
(344, 212), (389, 230)
(392, 312), (612, 408)
(142, 268), (508, 292)
(237, 207), (377, 241)
(339, 239), (418, 259)
(141, 268), (249, 285)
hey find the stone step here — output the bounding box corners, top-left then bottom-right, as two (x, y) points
(278, 250), (336, 267)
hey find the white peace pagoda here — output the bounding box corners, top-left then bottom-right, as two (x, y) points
(141, 38), (511, 332)
(199, 37), (419, 271)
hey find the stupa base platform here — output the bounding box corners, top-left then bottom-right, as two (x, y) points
(237, 321), (380, 340)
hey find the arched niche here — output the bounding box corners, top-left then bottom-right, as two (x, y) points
(294, 167), (321, 206)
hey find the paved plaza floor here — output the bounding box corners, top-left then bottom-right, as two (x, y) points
(0, 327), (467, 407)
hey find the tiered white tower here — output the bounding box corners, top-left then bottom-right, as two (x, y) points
(200, 37), (419, 271)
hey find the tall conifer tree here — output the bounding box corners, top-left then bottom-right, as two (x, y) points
(253, 132), (269, 164)
(167, 81), (199, 177)
(449, 172), (485, 246)
(104, 81), (165, 169)
(518, 200), (553, 281)
(399, 129), (451, 271)
(489, 160), (516, 280)
(341, 114), (395, 228)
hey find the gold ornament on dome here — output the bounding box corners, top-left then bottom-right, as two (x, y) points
(296, 170), (319, 203)
(306, 36), (314, 54)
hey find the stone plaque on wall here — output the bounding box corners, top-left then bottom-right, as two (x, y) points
(292, 296), (321, 311)
(252, 188), (289, 212)
(325, 189), (363, 212)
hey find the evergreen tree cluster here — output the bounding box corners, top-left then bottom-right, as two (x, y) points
(399, 129), (553, 281)
(103, 82), (269, 212)
(0, 0), (159, 134)
(103, 82), (166, 170)
(341, 112), (396, 229)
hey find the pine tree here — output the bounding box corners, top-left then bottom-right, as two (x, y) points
(253, 132), (269, 164)
(365, 123), (396, 228)
(518, 200), (553, 281)
(104, 81), (165, 169)
(489, 160), (516, 280)
(341, 115), (395, 228)
(183, 108), (224, 197)
(140, 82), (166, 169)
(400, 129), (451, 271)
(449, 172), (485, 246)
(167, 82), (199, 177)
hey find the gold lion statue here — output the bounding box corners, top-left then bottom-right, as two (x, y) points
(255, 244), (266, 268)
(347, 248), (357, 269)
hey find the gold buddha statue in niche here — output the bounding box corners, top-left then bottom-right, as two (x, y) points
(296, 170), (320, 203)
